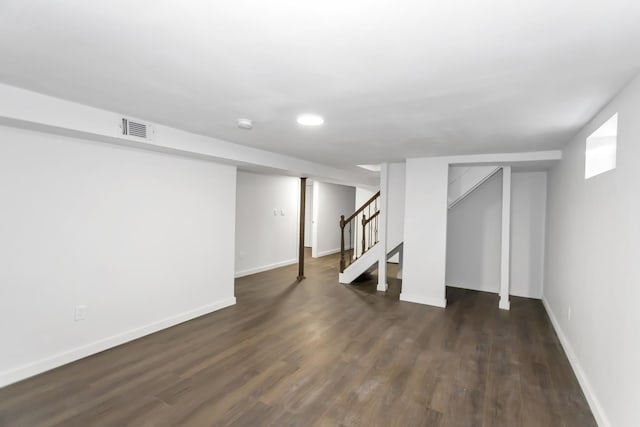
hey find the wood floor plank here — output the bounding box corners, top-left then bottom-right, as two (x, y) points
(0, 250), (596, 426)
(481, 335), (522, 427)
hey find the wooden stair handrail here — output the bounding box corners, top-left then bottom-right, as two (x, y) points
(341, 190), (381, 227)
(339, 191), (381, 273)
(363, 210), (380, 225)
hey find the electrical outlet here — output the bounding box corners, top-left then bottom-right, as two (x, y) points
(75, 305), (87, 321)
(567, 306), (572, 321)
(273, 209), (278, 216)
(280, 209), (285, 216)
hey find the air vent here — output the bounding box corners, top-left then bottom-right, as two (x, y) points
(120, 118), (154, 140)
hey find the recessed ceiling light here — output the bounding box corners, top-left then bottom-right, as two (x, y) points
(297, 114), (324, 126)
(236, 118), (253, 130)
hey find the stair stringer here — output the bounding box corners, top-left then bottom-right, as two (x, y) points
(448, 166), (501, 209)
(339, 244), (381, 284)
(338, 241), (403, 284)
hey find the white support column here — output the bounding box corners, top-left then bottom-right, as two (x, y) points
(499, 166), (511, 310)
(377, 163), (389, 292)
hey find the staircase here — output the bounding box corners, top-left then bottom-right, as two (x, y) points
(338, 190), (380, 272)
(338, 191), (403, 284)
(448, 166), (501, 208)
(338, 165), (499, 286)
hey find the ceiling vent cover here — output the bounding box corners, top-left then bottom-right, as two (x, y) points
(120, 118), (154, 140)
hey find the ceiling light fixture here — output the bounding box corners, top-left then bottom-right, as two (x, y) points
(296, 114), (324, 126)
(236, 118), (253, 130)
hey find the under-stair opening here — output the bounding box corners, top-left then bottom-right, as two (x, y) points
(340, 260), (404, 299)
(446, 168), (503, 296)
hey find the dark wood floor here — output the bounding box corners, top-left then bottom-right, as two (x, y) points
(0, 250), (595, 427)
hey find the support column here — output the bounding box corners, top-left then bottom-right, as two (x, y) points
(297, 177), (307, 281)
(499, 166), (511, 310)
(399, 158), (448, 308)
(377, 163), (389, 292)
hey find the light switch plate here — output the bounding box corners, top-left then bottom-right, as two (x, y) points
(75, 305), (87, 321)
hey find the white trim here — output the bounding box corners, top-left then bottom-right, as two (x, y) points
(313, 247), (341, 258)
(0, 297), (236, 388)
(445, 283), (541, 300)
(509, 290), (541, 299)
(377, 283), (388, 292)
(448, 166), (502, 209)
(541, 297), (610, 427)
(499, 166), (511, 310)
(498, 299), (511, 310)
(338, 244), (381, 284)
(446, 282), (500, 294)
(235, 258), (298, 278)
(399, 293), (447, 308)
(444, 150), (562, 165)
(378, 163), (389, 290)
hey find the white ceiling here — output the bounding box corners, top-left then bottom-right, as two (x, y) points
(1, 0), (639, 167)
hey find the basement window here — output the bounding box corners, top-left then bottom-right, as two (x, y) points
(585, 113), (617, 179)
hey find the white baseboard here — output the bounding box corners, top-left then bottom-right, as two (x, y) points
(399, 293), (447, 308)
(541, 297), (610, 427)
(0, 297), (236, 388)
(509, 290), (542, 299)
(446, 283), (541, 300)
(235, 258), (297, 278)
(313, 248), (341, 258)
(446, 282), (500, 294)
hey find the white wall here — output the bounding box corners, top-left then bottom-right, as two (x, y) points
(401, 157), (449, 307)
(510, 171), (546, 298)
(0, 125), (237, 387)
(387, 162), (406, 253)
(312, 181), (356, 258)
(355, 187), (377, 216)
(235, 171), (299, 277)
(544, 74), (640, 427)
(0, 83), (377, 188)
(446, 171), (547, 299)
(446, 172), (503, 293)
(304, 182), (313, 246)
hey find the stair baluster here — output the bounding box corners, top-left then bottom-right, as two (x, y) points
(338, 190), (381, 273)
